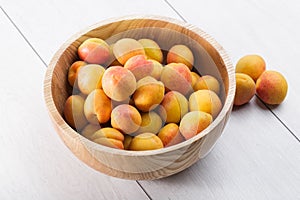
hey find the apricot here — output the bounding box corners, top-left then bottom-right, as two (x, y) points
(159, 91), (188, 123)
(179, 111), (213, 140)
(111, 104), (142, 134)
(138, 38), (163, 63)
(102, 66), (136, 101)
(93, 138), (124, 149)
(124, 55), (154, 80)
(256, 70), (288, 105)
(167, 44), (194, 70)
(191, 72), (201, 90)
(194, 75), (220, 94)
(160, 63), (192, 95)
(123, 135), (133, 150)
(234, 73), (256, 106)
(68, 61), (87, 88)
(92, 127), (125, 149)
(148, 59), (163, 80)
(84, 89), (112, 124)
(113, 38), (145, 65)
(104, 43), (122, 67)
(91, 127), (124, 141)
(81, 123), (101, 140)
(129, 133), (163, 151)
(135, 111), (163, 135)
(64, 95), (88, 130)
(78, 38), (110, 64)
(158, 123), (184, 147)
(189, 89), (222, 119)
(133, 76), (165, 112)
(77, 64), (105, 95)
(236, 54), (266, 82)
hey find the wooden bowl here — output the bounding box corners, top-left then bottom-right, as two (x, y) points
(44, 15), (235, 180)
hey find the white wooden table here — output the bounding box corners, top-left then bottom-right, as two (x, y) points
(1, 0), (300, 199)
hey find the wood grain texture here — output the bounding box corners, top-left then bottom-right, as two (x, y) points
(44, 15), (235, 180)
(0, 9), (148, 200)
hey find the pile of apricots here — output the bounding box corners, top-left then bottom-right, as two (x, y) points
(234, 55), (288, 106)
(63, 37), (223, 151)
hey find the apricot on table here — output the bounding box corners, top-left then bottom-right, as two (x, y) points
(111, 104), (142, 134)
(179, 111), (213, 140)
(129, 133), (164, 151)
(138, 38), (163, 63)
(113, 38), (145, 65)
(64, 95), (88, 131)
(77, 64), (105, 95)
(84, 89), (112, 124)
(189, 89), (222, 119)
(234, 73), (256, 106)
(236, 54), (266, 82)
(167, 44), (194, 70)
(160, 63), (192, 95)
(78, 38), (110, 64)
(256, 70), (288, 105)
(102, 66), (137, 102)
(158, 123), (184, 147)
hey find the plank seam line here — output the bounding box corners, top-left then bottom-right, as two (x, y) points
(136, 181), (153, 200)
(164, 0), (187, 22)
(256, 95), (300, 143)
(0, 6), (47, 67)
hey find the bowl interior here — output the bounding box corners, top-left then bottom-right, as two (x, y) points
(50, 17), (230, 120)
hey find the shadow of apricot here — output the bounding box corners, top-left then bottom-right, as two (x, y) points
(232, 101), (252, 112)
(255, 95), (280, 111)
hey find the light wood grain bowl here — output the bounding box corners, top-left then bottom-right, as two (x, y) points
(44, 15), (235, 180)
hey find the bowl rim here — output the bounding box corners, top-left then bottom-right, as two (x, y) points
(44, 14), (236, 157)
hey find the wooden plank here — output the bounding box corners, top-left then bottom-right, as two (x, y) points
(139, 98), (300, 199)
(1, 0), (180, 64)
(167, 0), (300, 138)
(0, 9), (148, 200)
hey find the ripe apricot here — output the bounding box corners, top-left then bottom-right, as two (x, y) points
(102, 66), (136, 101)
(111, 104), (142, 134)
(167, 44), (194, 70)
(234, 73), (256, 106)
(113, 38), (145, 65)
(129, 133), (163, 151)
(158, 123), (184, 147)
(64, 95), (88, 130)
(256, 70), (288, 105)
(189, 90), (222, 119)
(179, 111), (212, 140)
(236, 54), (266, 82)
